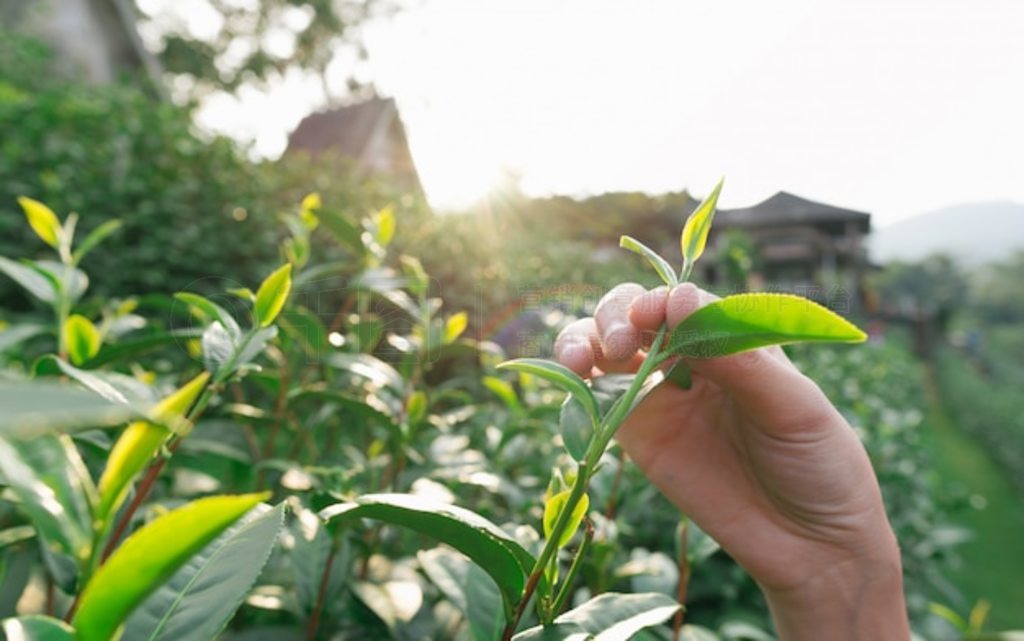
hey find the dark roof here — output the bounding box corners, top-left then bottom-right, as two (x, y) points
(717, 192), (870, 232)
(286, 97), (396, 157)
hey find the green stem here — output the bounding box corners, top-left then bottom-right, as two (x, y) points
(504, 327), (668, 638)
(549, 519), (593, 619)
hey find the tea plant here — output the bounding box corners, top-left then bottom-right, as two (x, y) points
(0, 198), (297, 639)
(0, 185), (975, 640)
(315, 180), (867, 639)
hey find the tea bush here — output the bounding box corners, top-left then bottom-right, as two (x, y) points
(0, 174), (981, 640)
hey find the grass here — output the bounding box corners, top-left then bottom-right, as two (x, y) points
(921, 364), (1024, 630)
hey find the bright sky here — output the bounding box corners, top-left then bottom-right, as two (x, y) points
(196, 0), (1024, 225)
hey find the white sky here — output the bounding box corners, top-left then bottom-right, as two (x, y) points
(196, 0), (1024, 225)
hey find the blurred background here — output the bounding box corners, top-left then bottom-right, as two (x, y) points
(1, 0), (1023, 638)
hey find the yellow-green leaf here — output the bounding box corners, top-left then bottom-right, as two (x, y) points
(375, 206), (396, 247)
(63, 315), (101, 366)
(680, 178), (724, 269)
(18, 196), (62, 248)
(667, 293), (867, 358)
(406, 391), (428, 425)
(443, 312), (468, 344)
(543, 490), (589, 550)
(73, 493), (269, 641)
(149, 371), (210, 429)
(96, 372), (210, 521)
(254, 264), (292, 328)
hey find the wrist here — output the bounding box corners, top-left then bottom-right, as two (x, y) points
(761, 536), (909, 641)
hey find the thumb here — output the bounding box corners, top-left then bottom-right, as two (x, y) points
(665, 284), (837, 434)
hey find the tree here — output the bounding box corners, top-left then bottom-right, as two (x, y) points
(136, 0), (395, 104)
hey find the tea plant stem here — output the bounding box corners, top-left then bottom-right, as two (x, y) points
(672, 518), (690, 640)
(550, 519), (593, 617)
(306, 541), (338, 641)
(504, 327), (668, 639)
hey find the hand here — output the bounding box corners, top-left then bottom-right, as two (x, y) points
(554, 283), (910, 641)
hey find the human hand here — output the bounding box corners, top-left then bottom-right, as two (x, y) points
(554, 282), (910, 641)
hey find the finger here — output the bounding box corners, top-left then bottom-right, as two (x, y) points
(665, 284), (823, 430)
(554, 318), (599, 377)
(594, 350), (646, 375)
(629, 286), (669, 332)
(594, 283), (646, 361)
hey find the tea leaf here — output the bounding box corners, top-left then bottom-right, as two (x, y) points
(0, 257), (57, 303)
(619, 236), (677, 287)
(72, 219), (122, 265)
(419, 547), (503, 641)
(444, 312), (468, 344)
(97, 372), (210, 521)
(321, 493), (536, 617)
(559, 396), (593, 462)
(0, 435), (97, 575)
(0, 381), (138, 440)
(122, 503), (284, 641)
(63, 315), (101, 366)
(666, 293), (867, 358)
(173, 292), (242, 339)
(17, 197), (62, 249)
(513, 592), (681, 641)
(406, 390), (428, 426)
(497, 359), (599, 422)
(73, 493), (269, 641)
(1, 615), (76, 640)
(375, 206), (396, 247)
(253, 264), (292, 328)
(680, 178), (724, 271)
(35, 356), (156, 407)
(543, 490), (589, 549)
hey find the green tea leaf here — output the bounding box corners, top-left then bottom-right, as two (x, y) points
(543, 490), (589, 549)
(0, 323), (47, 354)
(18, 197), (62, 249)
(559, 396), (593, 462)
(0, 381), (138, 440)
(72, 219), (122, 265)
(680, 178), (724, 271)
(0, 257), (57, 303)
(95, 423), (166, 519)
(406, 390), (428, 426)
(1, 615), (76, 640)
(497, 358), (599, 422)
(73, 493), (269, 641)
(83, 328), (204, 368)
(619, 236), (677, 287)
(513, 592), (681, 641)
(63, 315), (101, 366)
(482, 376), (519, 411)
(122, 503), (284, 641)
(666, 293), (867, 358)
(97, 372), (210, 521)
(173, 292), (242, 339)
(35, 356), (156, 407)
(0, 435), (97, 574)
(444, 312), (468, 344)
(253, 264), (292, 328)
(320, 493), (536, 617)
(34, 261), (88, 302)
(419, 547), (503, 641)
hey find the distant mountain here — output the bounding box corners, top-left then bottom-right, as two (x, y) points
(871, 201), (1024, 266)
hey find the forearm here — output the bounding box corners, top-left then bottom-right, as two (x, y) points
(762, 545), (910, 641)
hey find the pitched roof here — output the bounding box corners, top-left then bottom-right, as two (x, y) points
(717, 192), (870, 232)
(286, 97), (397, 158)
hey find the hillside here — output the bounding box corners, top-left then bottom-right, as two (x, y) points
(871, 202), (1024, 266)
